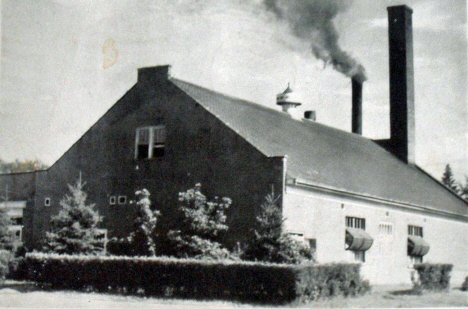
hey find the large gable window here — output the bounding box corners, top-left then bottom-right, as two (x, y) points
(135, 126), (166, 160)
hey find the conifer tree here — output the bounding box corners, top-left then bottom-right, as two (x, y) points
(126, 189), (160, 256)
(242, 194), (313, 264)
(167, 183), (232, 260)
(441, 164), (459, 193)
(43, 176), (104, 255)
(459, 177), (468, 201)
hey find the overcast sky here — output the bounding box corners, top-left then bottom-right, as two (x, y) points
(0, 0), (466, 180)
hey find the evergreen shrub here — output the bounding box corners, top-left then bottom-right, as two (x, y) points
(413, 263), (453, 291)
(20, 253), (369, 304)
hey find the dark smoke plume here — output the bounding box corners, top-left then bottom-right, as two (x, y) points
(264, 0), (367, 82)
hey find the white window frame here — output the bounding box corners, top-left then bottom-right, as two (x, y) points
(408, 225), (423, 237)
(118, 195), (127, 205)
(44, 198), (51, 207)
(346, 216), (366, 230)
(109, 196), (116, 205)
(135, 125), (166, 160)
(288, 232), (305, 243)
(378, 222), (394, 237)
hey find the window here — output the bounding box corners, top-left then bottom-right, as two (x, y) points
(346, 216), (366, 230)
(44, 198), (51, 207)
(10, 217), (23, 225)
(95, 229), (108, 253)
(408, 225), (423, 237)
(288, 233), (305, 242)
(8, 226), (22, 242)
(379, 223), (393, 236)
(135, 126), (166, 160)
(118, 196), (127, 205)
(109, 196), (116, 205)
(408, 225), (425, 264)
(345, 216), (368, 263)
(95, 229), (108, 242)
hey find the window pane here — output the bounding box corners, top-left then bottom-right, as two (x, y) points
(138, 128), (150, 144)
(137, 145), (149, 159)
(153, 127), (166, 144)
(153, 147), (165, 158)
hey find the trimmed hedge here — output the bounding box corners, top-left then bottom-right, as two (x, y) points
(17, 253), (369, 304)
(413, 263), (453, 291)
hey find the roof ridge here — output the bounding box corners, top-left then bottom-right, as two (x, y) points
(171, 78), (373, 143)
(171, 78), (288, 115)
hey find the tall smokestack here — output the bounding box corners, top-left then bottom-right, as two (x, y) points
(387, 5), (415, 165)
(352, 78), (363, 135)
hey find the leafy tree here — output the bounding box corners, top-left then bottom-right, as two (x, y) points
(126, 189), (160, 256)
(43, 176), (104, 255)
(167, 183), (232, 260)
(441, 164), (459, 193)
(0, 209), (13, 251)
(242, 194), (313, 264)
(0, 158), (48, 174)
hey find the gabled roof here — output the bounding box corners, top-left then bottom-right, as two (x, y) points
(171, 78), (468, 218)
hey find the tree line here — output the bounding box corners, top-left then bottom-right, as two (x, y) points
(441, 164), (468, 201)
(0, 159), (48, 174)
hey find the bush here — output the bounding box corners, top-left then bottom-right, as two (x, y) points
(20, 253), (369, 304)
(0, 250), (11, 284)
(168, 184), (232, 260)
(460, 276), (468, 291)
(413, 264), (453, 291)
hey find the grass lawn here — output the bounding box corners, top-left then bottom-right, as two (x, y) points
(0, 281), (467, 308)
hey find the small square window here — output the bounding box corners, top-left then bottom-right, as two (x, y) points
(118, 196), (127, 205)
(44, 198), (51, 207)
(109, 196), (116, 205)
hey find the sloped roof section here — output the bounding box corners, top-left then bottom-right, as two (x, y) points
(171, 78), (468, 217)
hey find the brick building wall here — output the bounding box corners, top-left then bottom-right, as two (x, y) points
(30, 67), (284, 251)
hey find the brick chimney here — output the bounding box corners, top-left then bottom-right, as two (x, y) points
(387, 5), (415, 164)
(351, 78), (363, 135)
(138, 65), (171, 84)
(375, 6), (415, 165)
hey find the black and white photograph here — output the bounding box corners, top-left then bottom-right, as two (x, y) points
(0, 0), (467, 308)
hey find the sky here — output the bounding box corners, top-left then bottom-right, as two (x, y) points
(0, 0), (466, 181)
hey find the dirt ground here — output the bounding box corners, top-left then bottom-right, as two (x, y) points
(0, 281), (467, 308)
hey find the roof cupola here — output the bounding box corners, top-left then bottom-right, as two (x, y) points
(276, 83), (302, 116)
